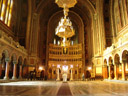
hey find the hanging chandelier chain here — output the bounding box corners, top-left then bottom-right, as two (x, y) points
(55, 0), (77, 47)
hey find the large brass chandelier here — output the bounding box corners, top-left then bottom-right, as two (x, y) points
(55, 0), (77, 47)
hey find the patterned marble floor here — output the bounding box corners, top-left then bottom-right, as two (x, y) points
(0, 81), (128, 96)
(69, 81), (128, 96)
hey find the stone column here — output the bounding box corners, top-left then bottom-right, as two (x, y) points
(108, 65), (112, 80)
(122, 0), (128, 24)
(26, 0), (32, 50)
(4, 58), (10, 80)
(12, 61), (17, 80)
(122, 62), (126, 80)
(28, 13), (39, 56)
(119, 0), (125, 26)
(19, 65), (22, 79)
(56, 68), (60, 81)
(114, 64), (117, 80)
(70, 69), (73, 81)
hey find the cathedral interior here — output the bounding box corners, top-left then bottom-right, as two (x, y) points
(0, 0), (128, 95)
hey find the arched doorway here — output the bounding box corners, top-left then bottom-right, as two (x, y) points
(40, 69), (45, 80)
(122, 50), (128, 80)
(114, 54), (120, 80)
(22, 58), (28, 78)
(103, 59), (108, 79)
(16, 63), (20, 78)
(108, 57), (114, 79)
(17, 56), (22, 78)
(48, 68), (52, 79)
(9, 56), (14, 79)
(0, 50), (9, 79)
(9, 54), (17, 79)
(0, 53), (6, 79)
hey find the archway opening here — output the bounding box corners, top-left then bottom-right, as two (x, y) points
(9, 56), (14, 79)
(109, 57), (114, 79)
(22, 58), (28, 78)
(48, 68), (52, 79)
(0, 53), (6, 79)
(114, 54), (120, 79)
(17, 56), (22, 78)
(122, 50), (128, 80)
(103, 59), (108, 79)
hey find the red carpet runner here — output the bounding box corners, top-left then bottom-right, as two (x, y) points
(57, 82), (72, 96)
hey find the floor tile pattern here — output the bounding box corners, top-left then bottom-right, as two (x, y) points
(0, 81), (61, 96)
(0, 81), (128, 96)
(69, 81), (128, 96)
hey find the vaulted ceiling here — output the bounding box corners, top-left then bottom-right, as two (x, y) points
(32, 0), (96, 59)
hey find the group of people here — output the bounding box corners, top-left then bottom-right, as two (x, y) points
(28, 69), (47, 80)
(82, 70), (91, 81)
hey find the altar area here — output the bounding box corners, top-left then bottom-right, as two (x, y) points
(47, 43), (83, 81)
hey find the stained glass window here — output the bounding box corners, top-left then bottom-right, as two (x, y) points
(0, 0), (13, 27)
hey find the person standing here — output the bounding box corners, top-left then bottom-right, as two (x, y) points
(82, 73), (85, 81)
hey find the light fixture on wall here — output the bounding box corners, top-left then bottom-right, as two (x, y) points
(57, 65), (60, 68)
(39, 66), (43, 71)
(55, 0), (77, 47)
(70, 65), (73, 68)
(88, 67), (92, 71)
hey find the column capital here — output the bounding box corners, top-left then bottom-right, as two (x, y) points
(122, 60), (127, 64)
(5, 58), (10, 62)
(102, 64), (107, 67)
(109, 64), (113, 66)
(13, 61), (17, 64)
(120, 60), (126, 64)
(114, 61), (119, 65)
(19, 62), (22, 65)
(115, 63), (120, 67)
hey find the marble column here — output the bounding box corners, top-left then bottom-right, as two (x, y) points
(70, 69), (73, 81)
(114, 64), (117, 80)
(4, 58), (10, 80)
(12, 61), (17, 80)
(122, 62), (126, 80)
(108, 65), (112, 80)
(56, 68), (60, 81)
(19, 65), (22, 79)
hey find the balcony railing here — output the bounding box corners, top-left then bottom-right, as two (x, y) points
(0, 30), (27, 54)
